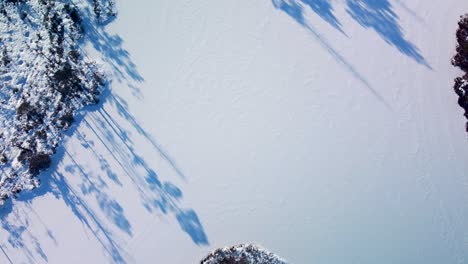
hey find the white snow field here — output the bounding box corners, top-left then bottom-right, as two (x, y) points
(2, 0), (468, 263)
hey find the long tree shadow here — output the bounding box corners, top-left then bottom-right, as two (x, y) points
(392, 0), (426, 25)
(271, 0), (345, 34)
(300, 0), (346, 34)
(272, 0), (392, 109)
(273, 0), (429, 68)
(0, 1), (208, 263)
(79, 1), (208, 245)
(75, 0), (209, 248)
(83, 90), (209, 246)
(0, 105), (130, 264)
(345, 0), (430, 67)
(80, 6), (145, 85)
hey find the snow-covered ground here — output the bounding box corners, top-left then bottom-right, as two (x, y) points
(1, 0), (468, 263)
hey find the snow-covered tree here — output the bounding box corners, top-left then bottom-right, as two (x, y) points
(452, 14), (468, 134)
(201, 244), (287, 264)
(0, 0), (106, 205)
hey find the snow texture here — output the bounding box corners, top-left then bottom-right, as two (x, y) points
(201, 244), (287, 264)
(0, 0), (468, 263)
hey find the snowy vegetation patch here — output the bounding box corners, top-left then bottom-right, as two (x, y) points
(201, 244), (287, 264)
(0, 0), (115, 205)
(452, 14), (468, 135)
(92, 0), (117, 25)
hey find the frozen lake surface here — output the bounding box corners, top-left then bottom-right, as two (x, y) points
(1, 0), (468, 263)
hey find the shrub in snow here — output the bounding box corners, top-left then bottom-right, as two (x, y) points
(92, 0), (117, 25)
(0, 154), (7, 164)
(2, 47), (10, 66)
(452, 14), (468, 134)
(28, 153), (51, 175)
(453, 15), (468, 71)
(201, 244), (287, 264)
(0, 0), (106, 205)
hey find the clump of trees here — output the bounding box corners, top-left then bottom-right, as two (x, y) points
(452, 14), (468, 134)
(0, 0), (108, 205)
(201, 244), (287, 264)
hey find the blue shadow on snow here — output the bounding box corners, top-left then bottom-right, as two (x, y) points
(345, 0), (430, 68)
(0, 3), (209, 264)
(272, 0), (430, 68)
(272, 0), (393, 110)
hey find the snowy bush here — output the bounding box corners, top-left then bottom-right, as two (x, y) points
(201, 244), (287, 264)
(453, 15), (468, 71)
(92, 0), (117, 25)
(0, 0), (106, 205)
(28, 153), (51, 175)
(452, 14), (468, 134)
